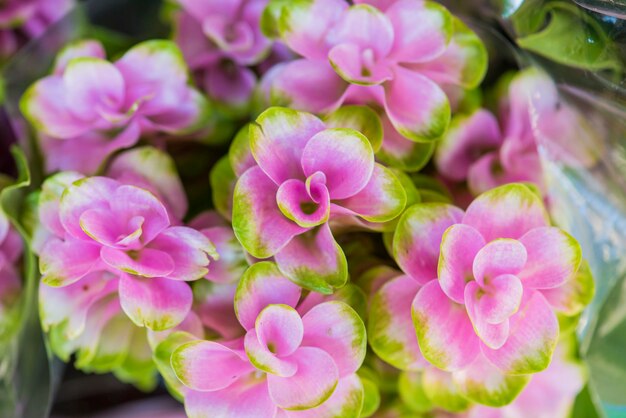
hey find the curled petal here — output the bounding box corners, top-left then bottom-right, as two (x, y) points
(472, 239), (527, 286)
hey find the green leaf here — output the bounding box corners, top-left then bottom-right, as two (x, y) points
(153, 331), (200, 401)
(209, 156), (237, 221)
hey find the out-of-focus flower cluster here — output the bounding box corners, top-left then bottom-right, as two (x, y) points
(0, 0), (602, 416)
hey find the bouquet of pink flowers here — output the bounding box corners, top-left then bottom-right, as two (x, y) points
(1, 0), (625, 417)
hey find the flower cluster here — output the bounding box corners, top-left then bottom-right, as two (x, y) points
(2, 0), (602, 416)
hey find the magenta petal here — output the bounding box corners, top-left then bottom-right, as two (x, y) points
(384, 66), (450, 141)
(267, 347), (339, 410)
(268, 60), (350, 114)
(110, 185), (171, 243)
(481, 291), (559, 374)
(462, 184), (550, 242)
(412, 281), (480, 371)
(465, 281), (510, 350)
(101, 247), (175, 278)
(172, 339), (253, 392)
(235, 262), (302, 331)
(438, 224), (485, 303)
(472, 239), (527, 286)
(518, 227), (582, 289)
(301, 128), (374, 199)
(232, 166), (306, 259)
(393, 203), (464, 284)
(39, 237), (101, 287)
(119, 274), (193, 331)
(250, 107), (325, 185)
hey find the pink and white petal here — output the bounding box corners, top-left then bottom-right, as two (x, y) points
(232, 166), (306, 259)
(473, 239), (527, 286)
(327, 4), (394, 57)
(438, 224), (485, 303)
(59, 176), (119, 241)
(462, 183), (550, 242)
(384, 66), (450, 141)
(256, 304), (304, 357)
(541, 261), (594, 316)
(412, 281), (480, 371)
(518, 227), (582, 290)
(465, 281), (510, 350)
(435, 110), (502, 182)
(108, 146), (188, 221)
(244, 328), (298, 377)
(267, 60), (349, 114)
(53, 39), (107, 74)
(393, 203), (464, 284)
(101, 247), (175, 278)
(234, 261), (302, 331)
(387, 0), (453, 63)
(452, 354), (530, 407)
(329, 43), (393, 85)
(301, 128), (374, 199)
(38, 171), (85, 238)
(481, 291), (559, 374)
(476, 274), (523, 324)
(267, 346), (339, 410)
(333, 163), (406, 223)
(63, 58), (125, 121)
(274, 0), (348, 59)
(119, 274), (192, 331)
(171, 339), (253, 392)
(274, 223), (348, 295)
(301, 301), (366, 377)
(284, 374), (364, 418)
(368, 275), (426, 371)
(250, 107), (325, 185)
(39, 237), (101, 287)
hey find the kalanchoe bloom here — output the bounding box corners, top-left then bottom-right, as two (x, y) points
(172, 0), (273, 109)
(0, 0), (74, 61)
(435, 68), (600, 195)
(369, 183), (591, 405)
(20, 39), (211, 174)
(231, 107), (406, 293)
(171, 261), (368, 417)
(262, 0), (487, 170)
(0, 208), (22, 334)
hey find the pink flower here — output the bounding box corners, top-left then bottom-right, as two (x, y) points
(435, 68), (599, 195)
(172, 0), (273, 108)
(0, 0), (74, 60)
(263, 0), (487, 170)
(20, 39), (211, 174)
(36, 148), (218, 331)
(369, 183), (591, 405)
(0, 208), (22, 325)
(171, 261), (367, 417)
(231, 107), (406, 293)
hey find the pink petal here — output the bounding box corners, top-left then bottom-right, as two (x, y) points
(376, 113), (436, 171)
(301, 128), (374, 199)
(250, 107), (325, 185)
(301, 301), (366, 377)
(244, 328), (298, 377)
(284, 374), (364, 418)
(39, 237), (101, 287)
(232, 166), (306, 258)
(465, 281), (510, 350)
(368, 275), (426, 371)
(205, 63), (256, 106)
(435, 109), (502, 182)
(353, 0), (396, 10)
(518, 227), (582, 289)
(386, 0), (452, 63)
(438, 224), (485, 303)
(119, 274), (193, 331)
(334, 163), (406, 223)
(200, 226), (247, 284)
(276, 178), (330, 228)
(274, 223), (347, 294)
(53, 40), (107, 74)
(481, 291), (559, 374)
(393, 203), (464, 284)
(541, 261), (594, 316)
(101, 247), (175, 278)
(384, 66), (450, 141)
(37, 172), (84, 238)
(327, 4), (393, 58)
(110, 185), (170, 244)
(194, 281), (241, 340)
(235, 261), (302, 331)
(472, 239), (527, 286)
(147, 226), (216, 281)
(267, 347), (339, 410)
(412, 280), (480, 371)
(462, 184), (550, 242)
(171, 339), (253, 391)
(328, 43), (393, 85)
(478, 274), (523, 324)
(256, 304), (304, 357)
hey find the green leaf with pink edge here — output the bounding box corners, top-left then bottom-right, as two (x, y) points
(210, 156), (237, 221)
(376, 139), (436, 173)
(398, 371), (434, 414)
(153, 331), (202, 401)
(324, 106), (383, 152)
